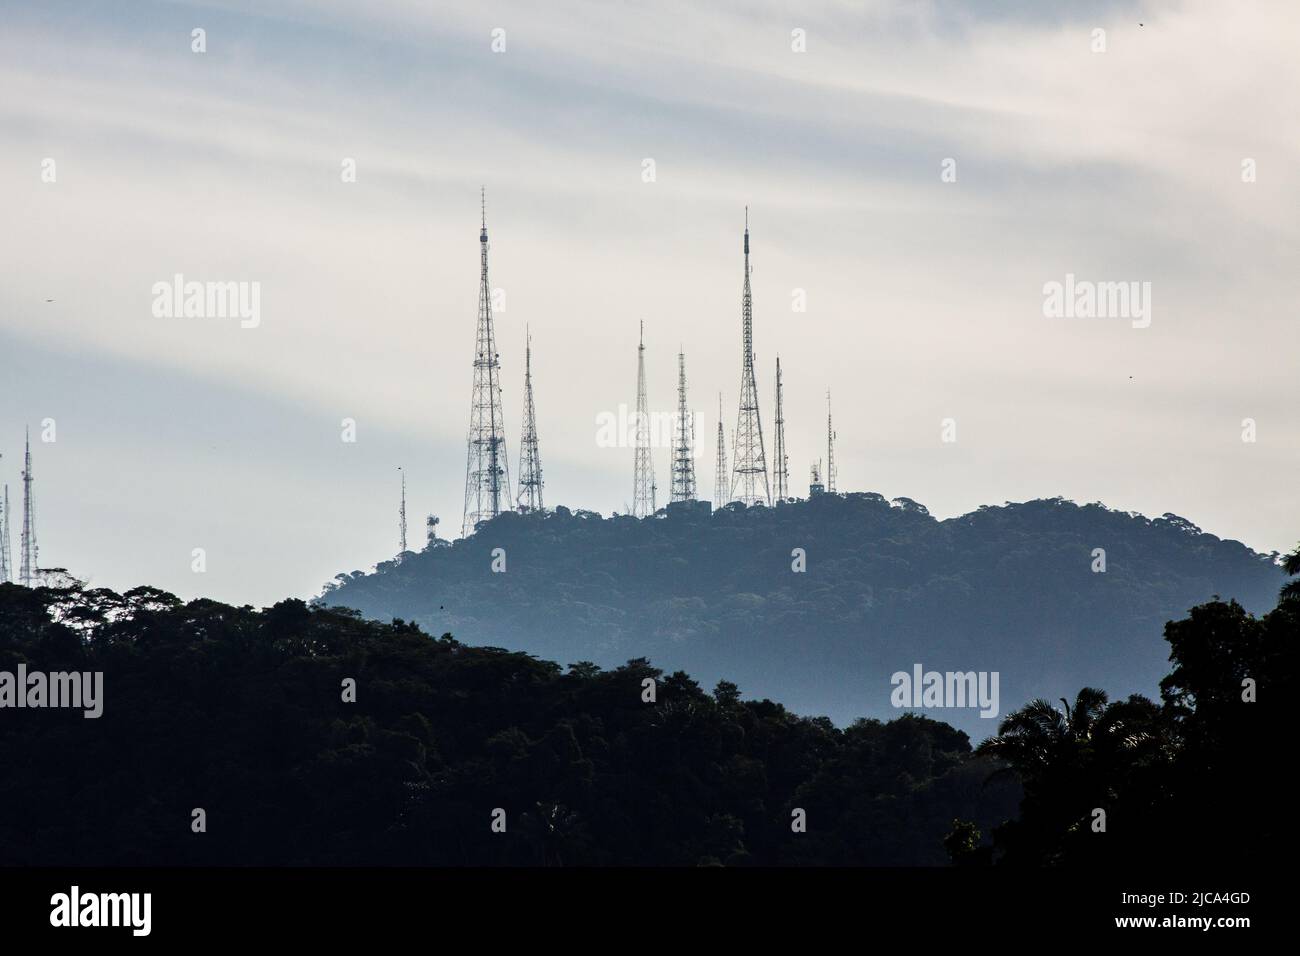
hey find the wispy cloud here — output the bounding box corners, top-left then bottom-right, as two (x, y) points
(0, 0), (1295, 603)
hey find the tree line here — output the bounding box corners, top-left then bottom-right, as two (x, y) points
(1, 545), (1293, 866)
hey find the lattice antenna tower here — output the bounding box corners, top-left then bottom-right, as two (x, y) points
(773, 356), (789, 501)
(516, 326), (545, 513)
(632, 321), (656, 517)
(0, 477), (10, 584)
(20, 428), (37, 587)
(670, 349), (697, 502)
(713, 393), (728, 510)
(462, 188), (511, 537)
(730, 208), (771, 506)
(398, 467), (408, 555)
(826, 389), (837, 494)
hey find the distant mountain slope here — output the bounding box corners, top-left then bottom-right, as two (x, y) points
(319, 495), (1284, 736)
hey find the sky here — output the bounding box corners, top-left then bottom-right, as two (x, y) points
(0, 0), (1296, 607)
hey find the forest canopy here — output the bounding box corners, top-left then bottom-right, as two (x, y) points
(1, 560), (1293, 867)
(320, 495), (1284, 734)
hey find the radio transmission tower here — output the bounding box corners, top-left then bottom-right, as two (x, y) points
(462, 189), (511, 537)
(773, 356), (788, 502)
(632, 321), (656, 517)
(517, 326), (544, 513)
(670, 350), (697, 502)
(731, 209), (770, 506)
(826, 390), (837, 493)
(19, 429), (37, 587)
(713, 394), (728, 510)
(0, 482), (11, 584)
(398, 467), (408, 555)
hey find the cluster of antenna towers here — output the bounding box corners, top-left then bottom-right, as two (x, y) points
(627, 208), (838, 520)
(404, 192), (841, 553)
(0, 430), (40, 587)
(459, 189), (545, 541)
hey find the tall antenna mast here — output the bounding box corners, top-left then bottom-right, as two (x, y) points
(20, 428), (37, 587)
(517, 325), (545, 513)
(773, 356), (788, 502)
(398, 467), (408, 555)
(713, 394), (728, 510)
(632, 321), (656, 517)
(731, 207), (771, 506)
(670, 349), (697, 502)
(462, 188), (511, 537)
(0, 479), (10, 584)
(826, 389), (837, 494)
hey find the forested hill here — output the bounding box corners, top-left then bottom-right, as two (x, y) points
(319, 495), (1284, 736)
(0, 583), (1018, 866)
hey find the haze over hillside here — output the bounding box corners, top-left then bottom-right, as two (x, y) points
(319, 495), (1284, 736)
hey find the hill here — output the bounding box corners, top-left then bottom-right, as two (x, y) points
(319, 495), (1284, 737)
(2, 574), (1292, 867)
(0, 582), (1016, 865)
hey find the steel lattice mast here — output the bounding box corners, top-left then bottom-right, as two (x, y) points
(670, 350), (697, 503)
(398, 467), (407, 555)
(713, 393), (728, 510)
(632, 321), (656, 517)
(730, 208), (770, 506)
(773, 356), (788, 502)
(826, 390), (837, 493)
(462, 189), (511, 537)
(19, 428), (37, 587)
(517, 326), (544, 513)
(0, 483), (11, 584)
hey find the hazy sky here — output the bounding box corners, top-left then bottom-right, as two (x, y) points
(1, 0), (1296, 607)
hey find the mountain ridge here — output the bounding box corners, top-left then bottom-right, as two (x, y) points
(319, 495), (1283, 736)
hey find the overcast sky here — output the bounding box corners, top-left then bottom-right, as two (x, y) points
(1, 0), (1296, 607)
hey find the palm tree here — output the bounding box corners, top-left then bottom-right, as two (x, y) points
(977, 688), (1167, 864)
(976, 688), (1109, 778)
(978, 688), (1162, 780)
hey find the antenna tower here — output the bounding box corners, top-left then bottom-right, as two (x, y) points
(670, 350), (697, 502)
(462, 188), (511, 537)
(398, 467), (408, 555)
(0, 481), (10, 584)
(713, 394), (728, 510)
(632, 321), (656, 516)
(19, 429), (37, 587)
(773, 356), (788, 501)
(826, 389), (837, 494)
(730, 208), (771, 506)
(517, 326), (544, 513)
